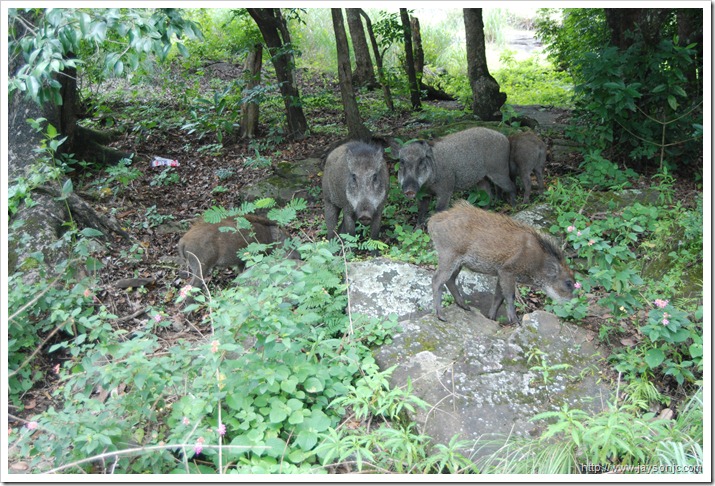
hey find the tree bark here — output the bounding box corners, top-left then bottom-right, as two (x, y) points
(400, 8), (421, 111)
(247, 8), (308, 140)
(240, 43), (263, 139)
(410, 16), (424, 81)
(463, 8), (506, 120)
(409, 15), (454, 102)
(604, 8), (672, 51)
(346, 8), (377, 89)
(358, 9), (394, 112)
(8, 23), (130, 283)
(331, 8), (371, 141)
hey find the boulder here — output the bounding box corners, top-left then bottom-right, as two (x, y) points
(240, 158), (322, 205)
(347, 258), (612, 458)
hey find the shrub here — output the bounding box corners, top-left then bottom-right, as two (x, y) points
(493, 52), (574, 107)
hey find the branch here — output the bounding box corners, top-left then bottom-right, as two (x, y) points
(43, 443), (268, 474)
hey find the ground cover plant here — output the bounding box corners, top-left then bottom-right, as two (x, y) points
(8, 7), (704, 475)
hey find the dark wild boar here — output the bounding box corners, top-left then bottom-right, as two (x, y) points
(395, 127), (516, 223)
(428, 201), (575, 324)
(322, 141), (388, 239)
(508, 131), (546, 204)
(178, 214), (295, 291)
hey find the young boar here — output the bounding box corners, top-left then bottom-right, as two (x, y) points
(395, 127), (516, 223)
(428, 200), (575, 324)
(178, 214), (294, 290)
(508, 131), (546, 204)
(322, 141), (388, 239)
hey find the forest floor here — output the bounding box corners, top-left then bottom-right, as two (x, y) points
(10, 31), (704, 473)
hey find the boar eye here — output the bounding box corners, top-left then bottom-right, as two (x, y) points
(565, 279), (574, 289)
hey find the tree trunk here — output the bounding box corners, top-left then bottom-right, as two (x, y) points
(409, 15), (454, 102)
(346, 9), (377, 89)
(676, 8), (703, 99)
(8, 22), (130, 282)
(358, 9), (394, 112)
(400, 8), (421, 111)
(240, 43), (263, 139)
(247, 8), (308, 140)
(49, 53), (130, 165)
(463, 8), (506, 120)
(604, 8), (672, 51)
(331, 8), (371, 141)
(410, 16), (424, 81)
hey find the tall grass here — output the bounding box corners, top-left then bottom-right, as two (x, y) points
(474, 387), (703, 474)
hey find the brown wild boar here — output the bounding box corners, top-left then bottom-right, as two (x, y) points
(428, 201), (575, 324)
(508, 131), (546, 204)
(178, 214), (294, 291)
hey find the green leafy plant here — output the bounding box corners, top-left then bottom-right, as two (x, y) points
(494, 55), (574, 107)
(526, 349), (572, 386)
(575, 152), (638, 190)
(181, 84), (240, 147)
(149, 168), (180, 187)
(92, 157), (142, 197)
(244, 149), (273, 169)
(9, 119), (72, 215)
(386, 224), (435, 265)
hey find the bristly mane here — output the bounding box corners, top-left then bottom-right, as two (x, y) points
(453, 200), (566, 259)
(345, 140), (381, 157)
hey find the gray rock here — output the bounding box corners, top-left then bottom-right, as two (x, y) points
(241, 158), (322, 205)
(348, 257), (495, 321)
(348, 258), (611, 459)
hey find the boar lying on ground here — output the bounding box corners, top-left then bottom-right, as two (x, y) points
(394, 127), (516, 223)
(322, 141), (388, 239)
(428, 201), (575, 324)
(178, 214), (295, 291)
(508, 131), (546, 204)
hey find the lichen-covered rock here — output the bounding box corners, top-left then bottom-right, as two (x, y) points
(348, 258), (612, 459)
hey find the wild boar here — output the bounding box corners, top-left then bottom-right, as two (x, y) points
(178, 214), (294, 291)
(508, 131), (546, 204)
(394, 127), (516, 223)
(428, 200), (575, 324)
(322, 141), (388, 239)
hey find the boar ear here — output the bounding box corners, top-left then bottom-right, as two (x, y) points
(544, 258), (561, 278)
(386, 139), (402, 159)
(420, 140), (435, 155)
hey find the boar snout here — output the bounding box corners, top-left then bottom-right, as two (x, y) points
(543, 276), (575, 303)
(358, 213), (373, 225)
(400, 178), (420, 199)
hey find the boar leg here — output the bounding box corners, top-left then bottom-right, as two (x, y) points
(416, 196), (432, 225)
(369, 212), (382, 240)
(433, 263), (470, 321)
(520, 167), (532, 204)
(489, 273), (518, 324)
(445, 269), (470, 312)
(324, 203), (340, 238)
(535, 165), (544, 194)
(489, 174), (517, 206)
(341, 211), (357, 236)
